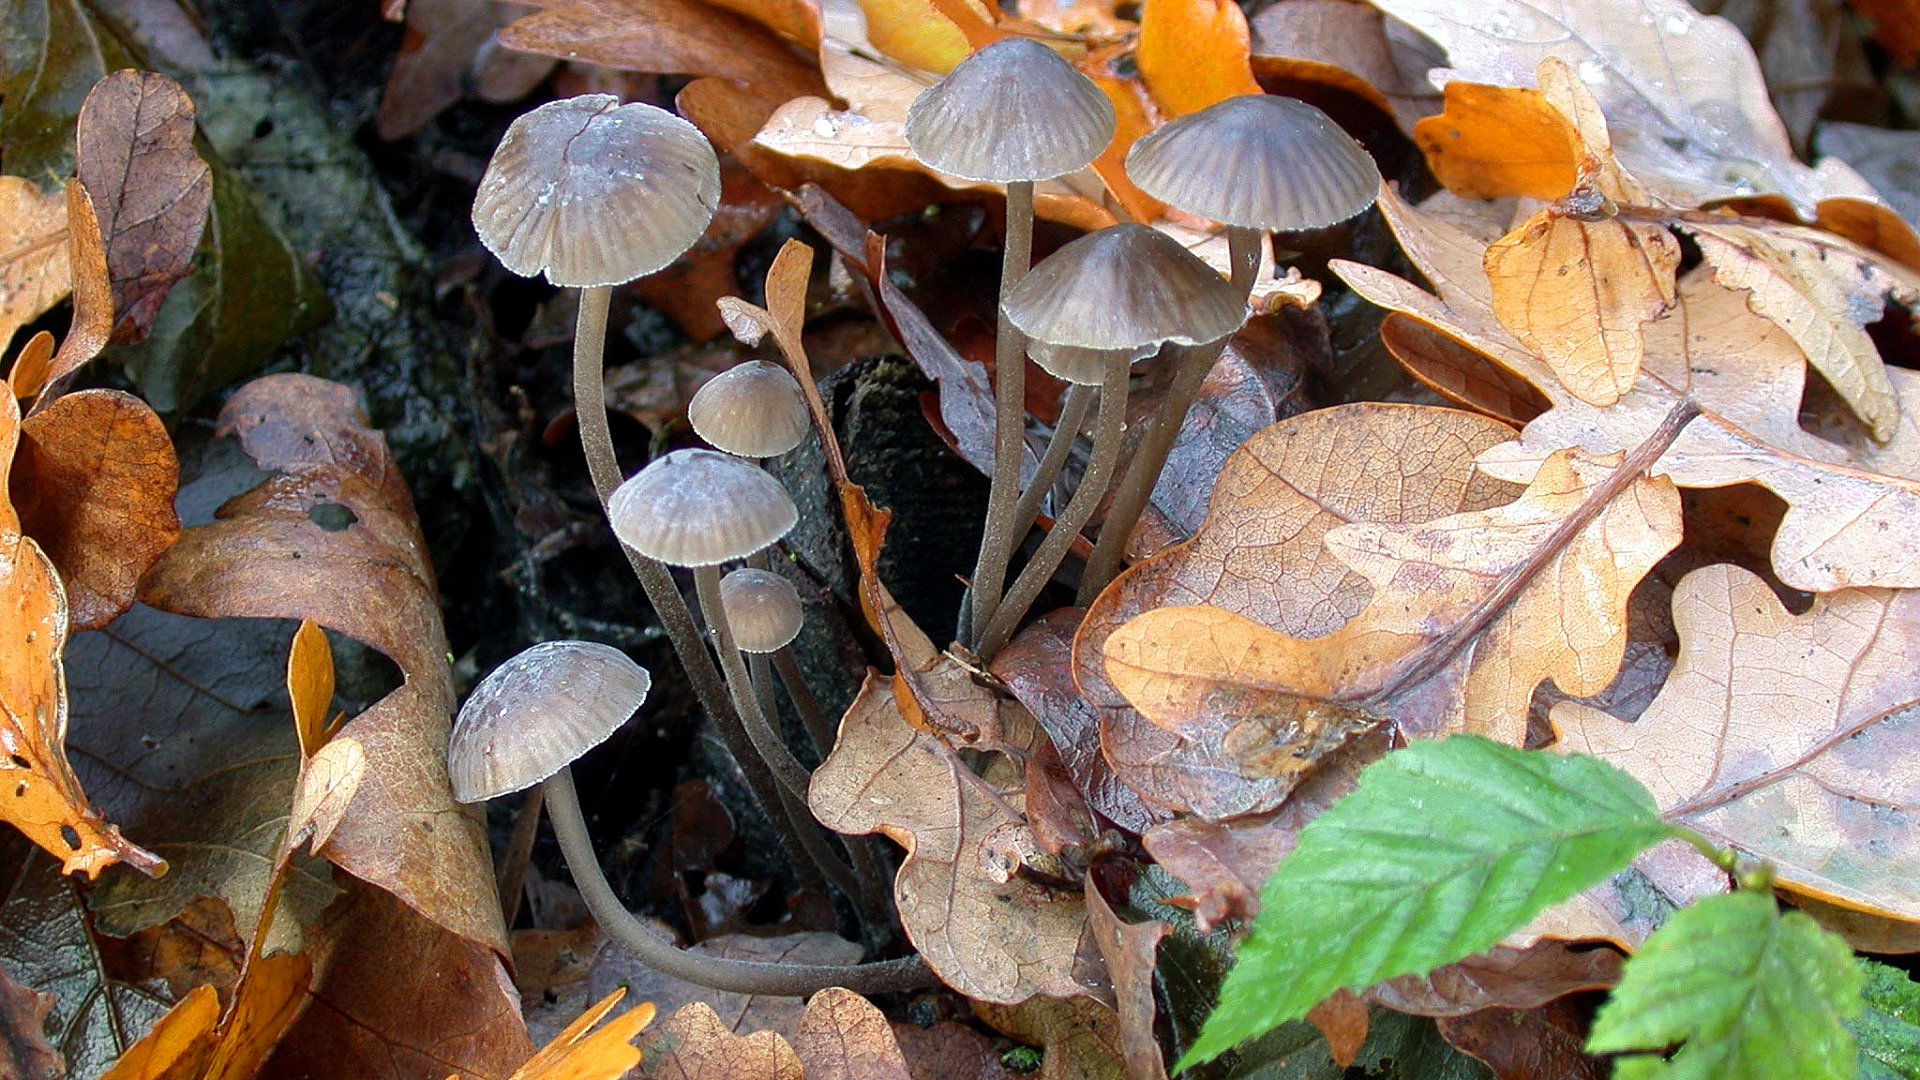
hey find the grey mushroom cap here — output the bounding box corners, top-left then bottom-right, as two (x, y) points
(1125, 95), (1380, 232)
(607, 449), (798, 566)
(473, 95), (721, 288)
(904, 38), (1116, 183)
(1028, 341), (1152, 386)
(447, 640), (651, 802)
(719, 568), (805, 653)
(1002, 223), (1246, 354)
(688, 361), (811, 458)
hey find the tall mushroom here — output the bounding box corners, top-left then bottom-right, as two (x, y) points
(719, 566), (830, 756)
(975, 224), (1245, 658)
(904, 37), (1116, 646)
(1081, 95), (1381, 600)
(448, 640), (931, 995)
(688, 360), (811, 462)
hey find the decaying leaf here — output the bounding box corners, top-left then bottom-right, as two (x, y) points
(1084, 882), (1170, 1080)
(637, 1002), (804, 1080)
(508, 988), (654, 1080)
(973, 996), (1127, 1080)
(588, 930), (865, 1047)
(1412, 82), (1578, 201)
(810, 673), (1107, 1004)
(0, 957), (60, 1080)
(791, 988), (912, 1080)
(0, 177), (71, 357)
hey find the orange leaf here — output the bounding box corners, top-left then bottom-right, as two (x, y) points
(1079, 49), (1166, 223)
(1412, 82), (1579, 201)
(1136, 0), (1261, 116)
(44, 179), (111, 389)
(861, 0), (997, 71)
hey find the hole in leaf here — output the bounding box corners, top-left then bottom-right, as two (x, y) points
(309, 502), (358, 531)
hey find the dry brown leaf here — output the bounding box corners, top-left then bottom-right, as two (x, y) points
(13, 389), (179, 630)
(1339, 185), (1920, 593)
(972, 997), (1125, 1080)
(1379, 313), (1549, 429)
(137, 374), (506, 956)
(891, 1020), (1017, 1080)
(1248, 0), (1441, 132)
(637, 1002), (804, 1080)
(588, 931), (865, 1047)
(44, 180), (112, 389)
(0, 177), (71, 358)
(73, 70), (211, 347)
(1083, 882), (1169, 1080)
(509, 988), (654, 1080)
(1305, 991), (1369, 1069)
(1073, 404), (1519, 820)
(790, 988), (912, 1080)
(1366, 942), (1622, 1016)
(376, 0), (551, 140)
(810, 673), (1107, 1004)
(1555, 562), (1920, 922)
(0, 958), (60, 1080)
(499, 0), (817, 85)
(1484, 210), (1679, 407)
(1435, 999), (1607, 1080)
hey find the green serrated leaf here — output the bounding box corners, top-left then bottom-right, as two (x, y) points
(1180, 736), (1671, 1070)
(1588, 890), (1862, 1080)
(1855, 960), (1920, 1080)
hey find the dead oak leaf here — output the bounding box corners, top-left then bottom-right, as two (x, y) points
(791, 987), (912, 1080)
(638, 1002), (803, 1080)
(1084, 881), (1169, 1080)
(810, 672), (1108, 1005)
(0, 176), (71, 358)
(1554, 563), (1920, 922)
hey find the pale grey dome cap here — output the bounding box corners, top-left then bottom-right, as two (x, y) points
(688, 361), (810, 458)
(1029, 342), (1154, 386)
(473, 95), (721, 288)
(719, 568), (805, 653)
(904, 38), (1116, 183)
(447, 640), (650, 802)
(607, 449), (798, 566)
(1002, 223), (1245, 358)
(1126, 95), (1380, 232)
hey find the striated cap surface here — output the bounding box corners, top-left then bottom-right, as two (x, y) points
(608, 449), (798, 566)
(719, 568), (805, 653)
(473, 95), (720, 287)
(448, 640), (650, 802)
(1003, 223), (1245, 356)
(689, 361), (811, 458)
(1126, 95), (1380, 231)
(904, 38), (1115, 183)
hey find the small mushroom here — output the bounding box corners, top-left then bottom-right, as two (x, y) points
(688, 360), (811, 461)
(448, 641), (929, 995)
(904, 37), (1116, 646)
(975, 224), (1245, 658)
(721, 567), (833, 756)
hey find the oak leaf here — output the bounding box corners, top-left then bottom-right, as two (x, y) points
(1084, 882), (1170, 1080)
(637, 1002), (803, 1080)
(0, 178), (71, 358)
(791, 988), (912, 1080)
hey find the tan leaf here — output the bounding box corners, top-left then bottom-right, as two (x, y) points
(1083, 882), (1169, 1080)
(499, 0), (818, 86)
(809, 673), (1107, 1004)
(1485, 209), (1679, 407)
(0, 177), (71, 358)
(972, 997), (1126, 1080)
(791, 988), (912, 1080)
(637, 1002), (803, 1080)
(587, 931), (864, 1047)
(44, 179), (112, 389)
(1305, 991), (1368, 1069)
(1554, 563), (1920, 921)
(1248, 0), (1441, 133)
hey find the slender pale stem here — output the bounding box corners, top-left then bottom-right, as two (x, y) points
(748, 651), (779, 731)
(1008, 382), (1094, 549)
(571, 286), (807, 885)
(546, 767), (934, 995)
(977, 359), (1130, 660)
(1226, 224), (1261, 302)
(695, 565), (863, 905)
(965, 179), (1037, 646)
(773, 647), (835, 757)
(1076, 335), (1232, 605)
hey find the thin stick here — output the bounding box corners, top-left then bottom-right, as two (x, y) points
(978, 359), (1130, 659)
(546, 767), (935, 995)
(1008, 382), (1094, 549)
(965, 179), (1037, 645)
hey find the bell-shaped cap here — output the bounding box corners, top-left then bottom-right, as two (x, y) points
(447, 640), (650, 802)
(719, 568), (804, 653)
(1126, 95), (1380, 232)
(608, 449), (798, 566)
(904, 38), (1115, 183)
(1003, 223), (1245, 359)
(1029, 342), (1148, 386)
(473, 95), (721, 288)
(688, 361), (810, 458)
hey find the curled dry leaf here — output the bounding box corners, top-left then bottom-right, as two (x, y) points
(44, 179), (112, 391)
(638, 1002), (804, 1080)
(73, 70), (212, 347)
(1073, 404), (1518, 821)
(375, 0), (554, 140)
(1435, 999), (1608, 1080)
(791, 988), (912, 1080)
(1247, 0), (1442, 133)
(136, 374), (506, 956)
(1484, 209), (1679, 408)
(1556, 563), (1920, 922)
(0, 177), (71, 358)
(810, 673), (1108, 1005)
(1084, 881), (1170, 1080)
(1339, 185), (1920, 593)
(1366, 942), (1623, 1017)
(499, 0), (819, 87)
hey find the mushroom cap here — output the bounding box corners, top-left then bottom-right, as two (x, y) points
(1029, 342), (1151, 386)
(1002, 223), (1246, 355)
(1125, 95), (1381, 232)
(688, 361), (811, 458)
(447, 640), (650, 802)
(473, 95), (721, 288)
(607, 449), (798, 566)
(719, 568), (804, 653)
(904, 38), (1116, 183)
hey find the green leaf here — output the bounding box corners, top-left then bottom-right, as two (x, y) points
(1855, 960), (1920, 1080)
(1181, 736), (1671, 1069)
(1587, 890), (1863, 1080)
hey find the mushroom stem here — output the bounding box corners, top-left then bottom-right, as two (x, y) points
(571, 286), (799, 883)
(748, 651), (780, 734)
(694, 564), (864, 905)
(1007, 382), (1094, 551)
(1226, 224), (1262, 302)
(977, 358), (1130, 660)
(773, 646), (835, 757)
(546, 766), (935, 995)
(1076, 334), (1232, 605)
(965, 178), (1037, 647)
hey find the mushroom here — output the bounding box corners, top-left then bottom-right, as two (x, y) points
(974, 223), (1245, 658)
(688, 360), (811, 461)
(904, 37), (1116, 646)
(719, 566), (832, 756)
(1080, 95), (1381, 600)
(449, 640), (931, 995)
(607, 449), (860, 902)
